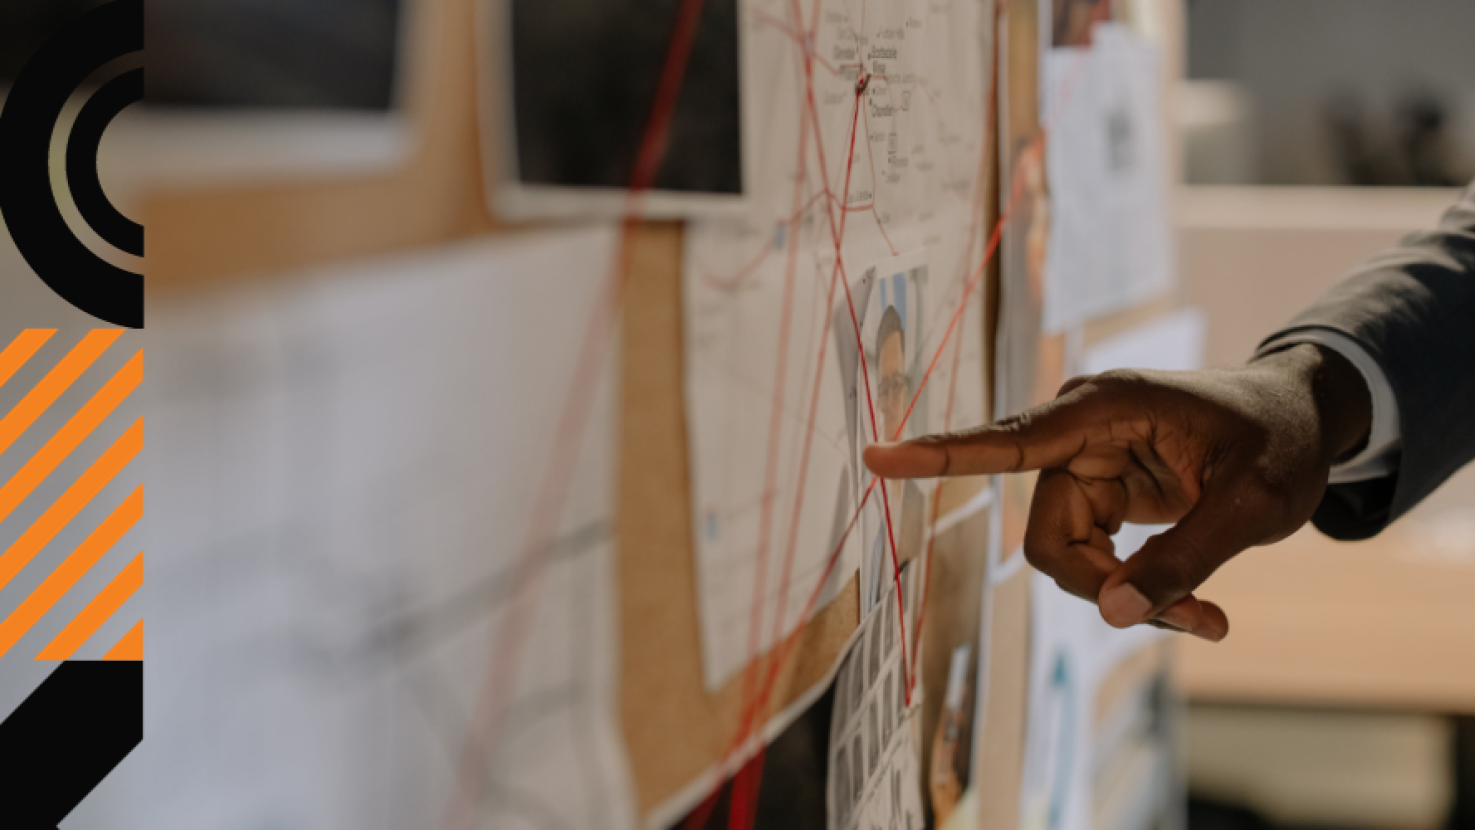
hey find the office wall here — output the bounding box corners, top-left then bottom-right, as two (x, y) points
(1185, 0), (1475, 185)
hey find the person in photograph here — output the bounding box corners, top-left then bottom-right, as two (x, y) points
(873, 305), (928, 579)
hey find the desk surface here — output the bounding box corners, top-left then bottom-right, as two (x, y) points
(1177, 467), (1475, 714)
(1175, 187), (1475, 714)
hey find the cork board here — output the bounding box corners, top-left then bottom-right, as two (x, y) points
(616, 222), (866, 814)
(138, 0), (1181, 823)
(615, 229), (1001, 818)
(137, 0), (907, 818)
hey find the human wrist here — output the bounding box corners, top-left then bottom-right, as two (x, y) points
(1253, 342), (1373, 466)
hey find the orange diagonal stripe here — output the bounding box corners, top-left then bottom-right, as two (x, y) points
(0, 350), (141, 526)
(37, 552), (142, 661)
(0, 419), (141, 593)
(0, 330), (55, 390)
(0, 487), (141, 659)
(0, 329), (122, 458)
(104, 619), (142, 661)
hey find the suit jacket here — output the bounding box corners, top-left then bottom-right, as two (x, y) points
(1259, 180), (1475, 540)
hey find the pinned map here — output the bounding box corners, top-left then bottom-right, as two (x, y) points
(683, 0), (994, 692)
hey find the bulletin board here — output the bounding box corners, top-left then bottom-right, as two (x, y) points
(141, 0), (1186, 825)
(142, 0), (869, 815)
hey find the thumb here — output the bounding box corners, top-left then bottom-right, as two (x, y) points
(864, 381), (1125, 479)
(1096, 485), (1259, 640)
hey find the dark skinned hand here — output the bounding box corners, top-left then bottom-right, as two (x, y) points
(863, 343), (1373, 642)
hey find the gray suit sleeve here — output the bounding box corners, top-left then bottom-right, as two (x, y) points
(1257, 180), (1475, 541)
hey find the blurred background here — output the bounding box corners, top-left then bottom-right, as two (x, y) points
(1181, 0), (1475, 188)
(1177, 3), (1475, 830)
(3, 0), (1475, 828)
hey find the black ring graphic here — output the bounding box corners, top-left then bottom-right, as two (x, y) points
(68, 68), (144, 259)
(0, 0), (142, 328)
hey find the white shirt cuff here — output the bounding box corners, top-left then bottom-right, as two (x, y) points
(1260, 329), (1401, 484)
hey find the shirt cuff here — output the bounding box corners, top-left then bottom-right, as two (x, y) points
(1258, 329), (1402, 484)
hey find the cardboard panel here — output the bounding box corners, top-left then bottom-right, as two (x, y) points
(617, 222), (862, 813)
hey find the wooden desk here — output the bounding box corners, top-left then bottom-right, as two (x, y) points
(1177, 467), (1475, 714)
(1175, 186), (1475, 715)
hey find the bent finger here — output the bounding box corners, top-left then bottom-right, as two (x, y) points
(1097, 490), (1259, 640)
(1023, 470), (1120, 601)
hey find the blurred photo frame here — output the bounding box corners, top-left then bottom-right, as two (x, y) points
(103, 0), (424, 193)
(476, 0), (753, 220)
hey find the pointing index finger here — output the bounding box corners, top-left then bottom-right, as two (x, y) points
(863, 386), (1125, 479)
(862, 430), (1022, 479)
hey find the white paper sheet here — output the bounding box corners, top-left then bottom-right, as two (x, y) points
(683, 0), (992, 691)
(1019, 572), (1163, 830)
(70, 230), (635, 830)
(827, 563), (925, 830)
(1079, 308), (1204, 377)
(1041, 23), (1173, 334)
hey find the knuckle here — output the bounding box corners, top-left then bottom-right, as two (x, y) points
(995, 408), (1034, 434)
(914, 430), (960, 451)
(990, 418), (1035, 471)
(1000, 398), (1064, 436)
(921, 424), (995, 446)
(1056, 375), (1092, 399)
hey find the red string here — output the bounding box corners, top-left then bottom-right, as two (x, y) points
(908, 0), (1007, 697)
(442, 1), (711, 827)
(805, 51), (913, 719)
(728, 7), (882, 826)
(703, 0), (994, 820)
(701, 192), (827, 290)
(721, 2), (834, 823)
(690, 1), (1117, 824)
(894, 0), (1109, 442)
(735, 39), (821, 726)
(769, 198), (845, 646)
(469, 0), (1114, 825)
(831, 80), (908, 686)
